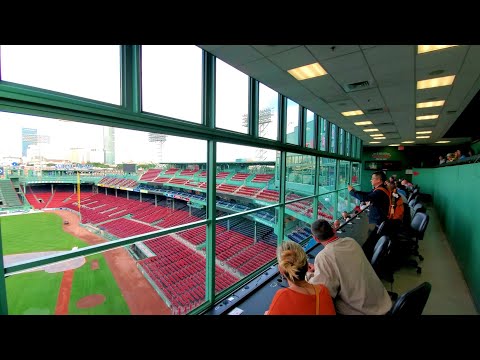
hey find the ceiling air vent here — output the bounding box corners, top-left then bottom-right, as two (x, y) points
(365, 107), (385, 114)
(343, 80), (371, 92)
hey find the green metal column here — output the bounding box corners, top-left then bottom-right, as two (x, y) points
(276, 95), (287, 245)
(313, 156), (320, 222)
(0, 220), (8, 315)
(206, 140), (217, 306)
(121, 45), (142, 113)
(204, 51), (216, 307)
(249, 78), (259, 138)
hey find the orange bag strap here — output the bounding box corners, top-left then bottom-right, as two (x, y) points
(375, 186), (393, 218)
(313, 284), (320, 315)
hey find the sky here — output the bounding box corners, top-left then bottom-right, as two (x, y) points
(0, 45), (302, 164)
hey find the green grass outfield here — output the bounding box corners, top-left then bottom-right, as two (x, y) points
(1, 212), (130, 315)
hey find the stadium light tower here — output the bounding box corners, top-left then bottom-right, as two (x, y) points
(242, 108), (273, 161)
(148, 133), (167, 164)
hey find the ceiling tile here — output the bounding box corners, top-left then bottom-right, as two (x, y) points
(251, 45), (301, 57)
(322, 51), (373, 87)
(268, 46), (317, 71)
(211, 45), (264, 66)
(306, 45), (361, 61)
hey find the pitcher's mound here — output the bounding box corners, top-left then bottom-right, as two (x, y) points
(76, 294), (106, 309)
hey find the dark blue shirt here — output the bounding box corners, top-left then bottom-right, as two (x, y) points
(349, 185), (390, 225)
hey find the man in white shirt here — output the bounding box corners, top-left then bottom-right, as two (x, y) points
(306, 219), (392, 315)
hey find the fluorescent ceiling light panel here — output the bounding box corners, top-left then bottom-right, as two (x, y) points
(371, 134), (384, 137)
(374, 137), (386, 139)
(416, 131), (432, 134)
(401, 141), (415, 143)
(389, 144), (400, 146)
(416, 136), (430, 139)
(354, 121), (373, 126)
(416, 115), (439, 120)
(436, 140), (451, 143)
(363, 128), (379, 132)
(369, 141), (381, 144)
(416, 100), (445, 108)
(417, 75), (456, 89)
(341, 110), (364, 116)
(417, 45), (458, 54)
(287, 62), (328, 80)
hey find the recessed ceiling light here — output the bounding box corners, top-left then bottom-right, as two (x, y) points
(417, 45), (458, 54)
(389, 144), (400, 146)
(341, 110), (364, 116)
(416, 136), (430, 139)
(354, 121), (373, 126)
(374, 137), (386, 139)
(287, 62), (328, 80)
(363, 128), (379, 132)
(417, 100), (445, 108)
(416, 115), (439, 120)
(436, 140), (451, 143)
(416, 130), (432, 134)
(370, 134), (384, 137)
(369, 141), (381, 144)
(417, 75), (456, 90)
(401, 141), (415, 143)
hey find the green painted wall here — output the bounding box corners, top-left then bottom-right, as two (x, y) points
(360, 146), (412, 191)
(412, 163), (480, 311)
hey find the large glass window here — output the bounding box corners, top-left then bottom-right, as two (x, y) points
(318, 117), (328, 151)
(329, 123), (337, 154)
(216, 59), (249, 133)
(286, 99), (300, 145)
(258, 83), (279, 141)
(338, 128), (345, 155)
(352, 136), (357, 158)
(318, 157), (336, 194)
(345, 132), (351, 157)
(142, 45), (202, 123)
(351, 162), (360, 186)
(305, 110), (315, 149)
(0, 45), (120, 105)
(337, 160), (349, 190)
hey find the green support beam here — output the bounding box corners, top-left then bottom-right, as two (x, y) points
(0, 220), (8, 315)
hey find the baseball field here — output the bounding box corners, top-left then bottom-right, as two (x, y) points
(1, 211), (170, 315)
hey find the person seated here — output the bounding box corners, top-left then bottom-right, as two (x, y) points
(342, 211), (351, 221)
(333, 219), (341, 230)
(455, 149), (466, 161)
(265, 240), (336, 315)
(438, 155), (446, 165)
(306, 219), (392, 315)
(446, 153), (456, 162)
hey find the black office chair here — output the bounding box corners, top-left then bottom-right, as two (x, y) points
(407, 192), (417, 204)
(412, 203), (426, 218)
(388, 282), (432, 316)
(395, 212), (430, 273)
(408, 198), (417, 209)
(371, 235), (396, 300)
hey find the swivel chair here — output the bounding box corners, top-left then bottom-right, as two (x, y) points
(395, 212), (430, 273)
(371, 235), (397, 301)
(388, 282), (431, 316)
